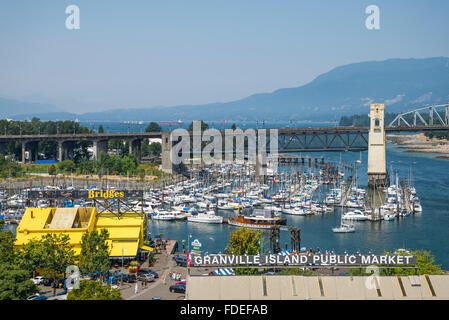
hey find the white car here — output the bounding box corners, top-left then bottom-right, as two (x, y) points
(32, 276), (45, 285)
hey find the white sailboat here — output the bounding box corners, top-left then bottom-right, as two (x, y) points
(333, 207), (355, 233)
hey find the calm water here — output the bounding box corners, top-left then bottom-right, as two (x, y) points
(148, 141), (449, 269)
(3, 138), (449, 269)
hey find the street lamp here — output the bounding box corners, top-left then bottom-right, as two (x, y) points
(121, 248), (126, 273)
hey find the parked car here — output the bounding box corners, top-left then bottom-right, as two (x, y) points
(175, 280), (186, 285)
(137, 273), (155, 282)
(137, 268), (159, 279)
(32, 276), (45, 285)
(173, 255), (188, 267)
(169, 282), (186, 294)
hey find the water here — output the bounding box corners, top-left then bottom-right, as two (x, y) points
(3, 138), (449, 269)
(149, 141), (449, 269)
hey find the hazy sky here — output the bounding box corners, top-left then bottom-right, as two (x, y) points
(1, 1), (448, 113)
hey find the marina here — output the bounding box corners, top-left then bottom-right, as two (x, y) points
(2, 140), (448, 268)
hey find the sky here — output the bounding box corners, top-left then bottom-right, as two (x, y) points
(0, 0), (448, 113)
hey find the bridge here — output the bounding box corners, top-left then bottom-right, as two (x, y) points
(0, 103), (447, 165)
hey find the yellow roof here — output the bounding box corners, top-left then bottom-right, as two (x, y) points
(15, 207), (145, 259)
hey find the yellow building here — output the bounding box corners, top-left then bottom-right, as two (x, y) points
(14, 207), (153, 260)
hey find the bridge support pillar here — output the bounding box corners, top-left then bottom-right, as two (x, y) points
(93, 140), (108, 161)
(367, 104), (389, 188)
(30, 141), (38, 162)
(129, 139), (142, 163)
(58, 141), (63, 162)
(161, 132), (173, 174)
(22, 141), (26, 164)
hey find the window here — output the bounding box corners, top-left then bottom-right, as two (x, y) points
(374, 119), (380, 127)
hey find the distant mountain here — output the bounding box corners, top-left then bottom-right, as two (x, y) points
(4, 57), (449, 122)
(0, 97), (64, 118)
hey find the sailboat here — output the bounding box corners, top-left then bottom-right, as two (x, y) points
(356, 151), (362, 164)
(333, 206), (355, 233)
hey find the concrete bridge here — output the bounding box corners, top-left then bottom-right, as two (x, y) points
(0, 132), (161, 163)
(1, 103), (447, 171)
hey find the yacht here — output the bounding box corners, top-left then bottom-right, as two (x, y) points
(187, 211), (223, 224)
(152, 210), (176, 221)
(282, 206), (306, 216)
(342, 210), (368, 221)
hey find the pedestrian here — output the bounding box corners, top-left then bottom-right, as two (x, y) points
(134, 282), (139, 294)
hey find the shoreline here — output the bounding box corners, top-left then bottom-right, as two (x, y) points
(387, 133), (449, 160)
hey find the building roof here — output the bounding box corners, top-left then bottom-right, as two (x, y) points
(186, 275), (449, 300)
(15, 207), (145, 258)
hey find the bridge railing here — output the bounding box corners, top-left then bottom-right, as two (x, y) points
(388, 103), (449, 127)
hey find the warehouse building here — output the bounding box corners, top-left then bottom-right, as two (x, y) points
(186, 274), (449, 300)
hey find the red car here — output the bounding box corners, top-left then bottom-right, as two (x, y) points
(175, 280), (186, 285)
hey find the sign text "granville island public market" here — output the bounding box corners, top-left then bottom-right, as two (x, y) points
(191, 254), (417, 267)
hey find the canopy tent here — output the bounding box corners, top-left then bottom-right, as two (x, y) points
(212, 268), (235, 276)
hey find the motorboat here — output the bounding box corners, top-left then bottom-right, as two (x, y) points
(152, 211), (176, 221)
(187, 211), (223, 224)
(332, 223), (355, 233)
(342, 210), (368, 221)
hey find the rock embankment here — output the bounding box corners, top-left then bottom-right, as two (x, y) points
(387, 133), (449, 159)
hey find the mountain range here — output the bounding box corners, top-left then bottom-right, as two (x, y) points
(2, 57), (449, 122)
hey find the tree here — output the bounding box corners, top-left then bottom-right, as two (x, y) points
(58, 159), (76, 173)
(0, 264), (39, 300)
(48, 164), (57, 176)
(382, 249), (444, 276)
(0, 227), (15, 265)
(98, 125), (104, 133)
(0, 226), (39, 300)
(145, 122), (162, 132)
(188, 120), (209, 132)
(78, 229), (111, 275)
(226, 227), (263, 275)
(349, 249), (445, 276)
(67, 280), (122, 300)
(39, 233), (76, 294)
(148, 142), (162, 156)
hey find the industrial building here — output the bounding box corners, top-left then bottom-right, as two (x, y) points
(14, 207), (153, 261)
(186, 274), (449, 300)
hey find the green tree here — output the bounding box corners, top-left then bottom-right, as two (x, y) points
(48, 164), (57, 175)
(39, 233), (76, 294)
(0, 227), (15, 265)
(0, 226), (39, 300)
(67, 280), (122, 300)
(0, 264), (39, 300)
(226, 227), (263, 275)
(188, 120), (209, 131)
(145, 122), (162, 132)
(98, 125), (104, 133)
(349, 249), (444, 276)
(78, 229), (111, 275)
(58, 159), (76, 173)
(382, 249), (444, 276)
(148, 142), (162, 156)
